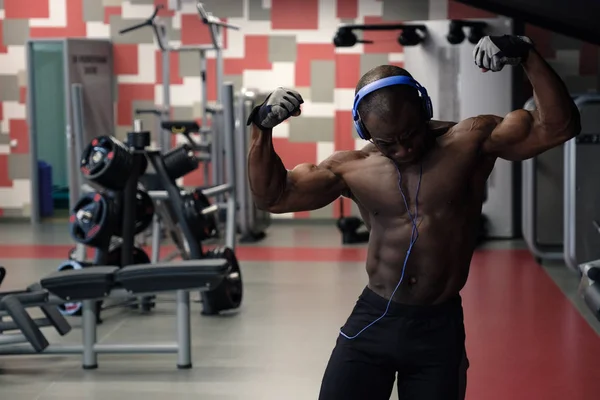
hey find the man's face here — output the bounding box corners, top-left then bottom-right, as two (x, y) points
(364, 101), (429, 164)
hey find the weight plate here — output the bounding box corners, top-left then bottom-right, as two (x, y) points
(80, 136), (133, 190)
(201, 247), (243, 315)
(135, 189), (154, 234)
(69, 192), (119, 248)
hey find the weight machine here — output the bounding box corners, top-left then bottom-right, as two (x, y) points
(119, 2), (239, 189)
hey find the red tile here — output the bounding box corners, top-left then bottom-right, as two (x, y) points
(5, 0), (49, 18)
(104, 6), (122, 25)
(271, 0), (319, 30)
(181, 14), (228, 49)
(363, 16), (404, 54)
(8, 119), (29, 154)
(113, 44), (138, 75)
(30, 0), (86, 38)
(0, 103), (3, 121)
(335, 54), (361, 89)
(182, 161), (212, 187)
(224, 35), (271, 75)
(154, 0), (175, 17)
(580, 41), (599, 76)
(524, 25), (556, 59)
(19, 87), (26, 104)
(0, 155), (13, 187)
(116, 84), (155, 125)
(447, 0), (496, 19)
(337, 0), (358, 19)
(335, 111), (356, 152)
(272, 137), (317, 170)
(0, 21), (7, 54)
(295, 43), (335, 87)
(155, 50), (184, 85)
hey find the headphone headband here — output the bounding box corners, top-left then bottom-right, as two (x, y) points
(352, 75), (433, 140)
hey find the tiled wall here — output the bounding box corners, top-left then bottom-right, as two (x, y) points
(0, 0), (598, 220)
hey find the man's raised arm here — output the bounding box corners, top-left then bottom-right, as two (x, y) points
(473, 35), (581, 161)
(246, 88), (350, 213)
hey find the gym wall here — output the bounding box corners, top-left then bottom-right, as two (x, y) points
(0, 0), (598, 220)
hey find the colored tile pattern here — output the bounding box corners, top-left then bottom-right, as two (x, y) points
(0, 0), (598, 219)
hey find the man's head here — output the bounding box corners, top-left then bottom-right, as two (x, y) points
(355, 65), (431, 164)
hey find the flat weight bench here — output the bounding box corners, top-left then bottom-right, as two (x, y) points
(0, 259), (228, 369)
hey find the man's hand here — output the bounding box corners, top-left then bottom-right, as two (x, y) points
(473, 35), (533, 72)
(247, 87), (304, 130)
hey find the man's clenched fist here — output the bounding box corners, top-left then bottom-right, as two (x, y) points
(473, 35), (533, 72)
(247, 87), (304, 130)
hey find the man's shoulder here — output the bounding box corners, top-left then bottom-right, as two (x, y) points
(443, 115), (503, 144)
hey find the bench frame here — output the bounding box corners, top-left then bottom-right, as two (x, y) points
(0, 287), (194, 369)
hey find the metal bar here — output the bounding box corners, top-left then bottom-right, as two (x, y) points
(564, 95), (600, 271)
(199, 49), (211, 186)
(147, 184), (231, 200)
(176, 290), (192, 368)
(70, 84), (85, 200)
(26, 41), (41, 224)
(81, 299), (97, 368)
(521, 96), (564, 261)
(236, 93), (250, 237)
(203, 183), (231, 197)
(151, 214), (161, 263)
(162, 44), (171, 152)
(222, 83), (237, 250)
(0, 343), (178, 355)
(0, 333), (29, 345)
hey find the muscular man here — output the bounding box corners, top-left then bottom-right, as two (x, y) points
(247, 35), (580, 399)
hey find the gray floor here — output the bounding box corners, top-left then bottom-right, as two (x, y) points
(0, 222), (598, 399)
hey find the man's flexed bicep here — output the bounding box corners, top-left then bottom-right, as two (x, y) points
(473, 35), (581, 161)
(267, 158), (349, 213)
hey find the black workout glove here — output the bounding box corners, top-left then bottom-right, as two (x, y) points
(473, 35), (534, 72)
(246, 87), (304, 130)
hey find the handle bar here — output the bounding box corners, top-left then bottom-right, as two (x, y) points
(196, 2), (240, 31)
(118, 4), (164, 35)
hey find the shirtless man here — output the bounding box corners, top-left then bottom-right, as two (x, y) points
(246, 35), (580, 399)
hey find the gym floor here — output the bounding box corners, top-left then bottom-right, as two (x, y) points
(0, 222), (599, 400)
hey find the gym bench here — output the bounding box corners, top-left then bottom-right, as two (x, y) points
(0, 258), (228, 369)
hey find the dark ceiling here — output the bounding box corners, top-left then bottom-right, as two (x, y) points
(454, 0), (599, 46)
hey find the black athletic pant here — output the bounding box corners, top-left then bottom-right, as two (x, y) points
(319, 287), (468, 400)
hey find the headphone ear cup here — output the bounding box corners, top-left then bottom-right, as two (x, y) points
(422, 97), (432, 120)
(357, 119), (370, 140)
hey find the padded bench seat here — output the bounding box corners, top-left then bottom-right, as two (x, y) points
(115, 259), (228, 294)
(39, 260), (229, 300)
(41, 266), (119, 301)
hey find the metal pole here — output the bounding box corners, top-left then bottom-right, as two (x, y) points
(563, 95), (600, 272)
(81, 300), (98, 369)
(161, 24), (171, 153)
(215, 26), (225, 189)
(70, 83), (88, 261)
(236, 94), (249, 238)
(151, 213), (161, 263)
(222, 83), (237, 250)
(176, 289), (192, 368)
(199, 49), (211, 186)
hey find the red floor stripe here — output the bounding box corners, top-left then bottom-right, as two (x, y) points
(0, 244), (370, 261)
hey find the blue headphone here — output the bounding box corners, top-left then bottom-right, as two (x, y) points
(352, 76), (433, 140)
